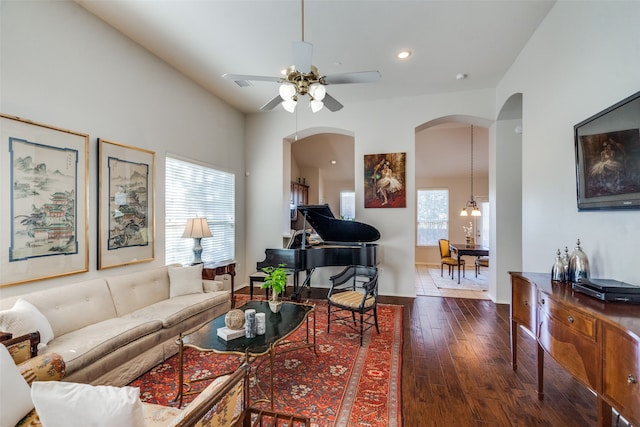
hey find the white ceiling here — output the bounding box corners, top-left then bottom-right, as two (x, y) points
(76, 0), (554, 114)
(75, 0), (542, 182)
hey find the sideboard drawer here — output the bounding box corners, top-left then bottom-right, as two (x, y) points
(538, 308), (599, 391)
(603, 324), (640, 426)
(538, 292), (596, 340)
(511, 276), (536, 331)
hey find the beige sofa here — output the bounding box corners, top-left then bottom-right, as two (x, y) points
(0, 264), (230, 386)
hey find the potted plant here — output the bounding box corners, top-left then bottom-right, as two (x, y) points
(261, 263), (287, 313)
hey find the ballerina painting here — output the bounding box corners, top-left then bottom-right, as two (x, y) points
(364, 152), (406, 208)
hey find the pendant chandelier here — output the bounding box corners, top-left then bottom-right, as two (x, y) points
(460, 125), (481, 217)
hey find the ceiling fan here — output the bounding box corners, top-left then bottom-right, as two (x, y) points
(222, 0), (381, 113)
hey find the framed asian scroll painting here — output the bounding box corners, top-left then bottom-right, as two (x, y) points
(98, 138), (155, 269)
(0, 113), (89, 287)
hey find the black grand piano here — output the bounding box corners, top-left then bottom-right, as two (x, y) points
(256, 204), (380, 300)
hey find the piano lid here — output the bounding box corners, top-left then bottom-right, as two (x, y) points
(297, 204), (380, 243)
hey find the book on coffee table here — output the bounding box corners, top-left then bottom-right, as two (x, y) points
(216, 327), (245, 341)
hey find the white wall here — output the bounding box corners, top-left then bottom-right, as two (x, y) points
(496, 1), (640, 289)
(0, 1), (246, 297)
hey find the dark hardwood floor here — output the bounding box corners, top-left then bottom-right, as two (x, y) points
(240, 286), (625, 427)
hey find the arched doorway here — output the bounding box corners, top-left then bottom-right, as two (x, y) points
(414, 116), (492, 298)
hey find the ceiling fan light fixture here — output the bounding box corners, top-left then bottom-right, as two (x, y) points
(282, 98), (297, 113)
(279, 83), (296, 100)
(310, 99), (324, 113)
(309, 83), (326, 101)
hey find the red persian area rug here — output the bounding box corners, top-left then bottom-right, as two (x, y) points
(129, 297), (403, 427)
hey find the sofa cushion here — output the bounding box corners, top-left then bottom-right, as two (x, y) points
(125, 291), (229, 329)
(0, 298), (54, 347)
(168, 264), (204, 297)
(0, 345), (33, 427)
(0, 279), (117, 338)
(107, 265), (173, 316)
(32, 381), (145, 427)
(44, 317), (162, 376)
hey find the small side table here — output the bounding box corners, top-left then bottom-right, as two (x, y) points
(202, 260), (236, 305)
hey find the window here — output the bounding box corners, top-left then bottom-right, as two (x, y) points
(340, 191), (355, 220)
(416, 189), (448, 246)
(165, 156), (235, 265)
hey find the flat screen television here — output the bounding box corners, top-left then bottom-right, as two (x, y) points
(574, 90), (640, 211)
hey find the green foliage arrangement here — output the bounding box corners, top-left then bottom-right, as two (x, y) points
(261, 263), (287, 300)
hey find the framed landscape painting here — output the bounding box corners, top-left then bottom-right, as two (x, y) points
(0, 113), (89, 287)
(364, 152), (406, 208)
(98, 138), (155, 269)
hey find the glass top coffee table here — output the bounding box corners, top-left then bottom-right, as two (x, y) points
(174, 300), (316, 407)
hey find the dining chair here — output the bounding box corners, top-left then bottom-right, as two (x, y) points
(475, 256), (489, 277)
(439, 239), (465, 279)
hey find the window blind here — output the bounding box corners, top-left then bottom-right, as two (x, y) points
(165, 156), (235, 265)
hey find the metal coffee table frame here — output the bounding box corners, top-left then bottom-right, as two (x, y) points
(174, 300), (316, 408)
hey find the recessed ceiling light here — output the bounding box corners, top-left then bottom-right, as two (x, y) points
(397, 50), (412, 60)
(330, 160), (337, 165)
(456, 73), (467, 80)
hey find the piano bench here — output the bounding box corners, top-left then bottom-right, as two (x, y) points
(249, 272), (270, 300)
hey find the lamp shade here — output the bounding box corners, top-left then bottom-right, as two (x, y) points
(309, 83), (326, 101)
(182, 218), (212, 238)
(282, 98), (297, 113)
(310, 99), (324, 113)
(279, 83), (296, 100)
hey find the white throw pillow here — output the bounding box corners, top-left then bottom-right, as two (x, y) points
(168, 264), (204, 297)
(0, 298), (54, 346)
(31, 381), (146, 427)
(0, 345), (34, 427)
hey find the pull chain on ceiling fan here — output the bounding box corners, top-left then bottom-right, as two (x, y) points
(222, 0), (381, 113)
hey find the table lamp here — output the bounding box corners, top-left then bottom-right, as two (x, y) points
(182, 218), (212, 264)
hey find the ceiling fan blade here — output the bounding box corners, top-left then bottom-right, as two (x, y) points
(292, 41), (313, 74)
(222, 73), (282, 87)
(323, 93), (344, 112)
(260, 94), (283, 111)
(322, 71), (381, 85)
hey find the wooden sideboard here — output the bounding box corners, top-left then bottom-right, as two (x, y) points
(510, 272), (640, 427)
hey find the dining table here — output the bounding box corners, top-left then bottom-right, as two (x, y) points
(449, 243), (489, 284)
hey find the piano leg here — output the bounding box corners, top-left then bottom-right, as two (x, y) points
(291, 269), (314, 301)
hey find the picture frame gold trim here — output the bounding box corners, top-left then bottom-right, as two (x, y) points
(0, 113), (89, 287)
(98, 138), (155, 269)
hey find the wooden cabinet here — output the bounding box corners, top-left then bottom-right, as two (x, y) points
(510, 275), (537, 370)
(511, 275), (537, 331)
(510, 272), (640, 427)
(290, 181), (308, 220)
(537, 292), (600, 391)
(603, 323), (640, 425)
